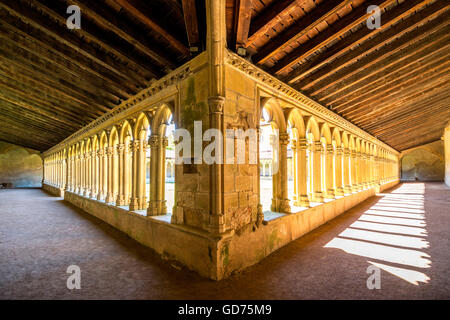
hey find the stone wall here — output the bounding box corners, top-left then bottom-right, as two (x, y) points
(0, 141), (42, 188)
(444, 123), (450, 187)
(400, 140), (444, 182)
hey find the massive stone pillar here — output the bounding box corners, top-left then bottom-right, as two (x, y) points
(312, 141), (324, 202)
(324, 144), (335, 199)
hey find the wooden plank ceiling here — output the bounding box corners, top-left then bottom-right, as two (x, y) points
(0, 1), (448, 152)
(0, 0), (206, 151)
(227, 0), (450, 151)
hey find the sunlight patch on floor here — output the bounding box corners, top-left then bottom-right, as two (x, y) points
(324, 183), (431, 285)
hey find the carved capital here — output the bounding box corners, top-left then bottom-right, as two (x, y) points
(130, 141), (140, 152)
(208, 96), (225, 114)
(314, 141), (323, 152)
(149, 135), (160, 148)
(279, 132), (290, 146)
(117, 144), (125, 153)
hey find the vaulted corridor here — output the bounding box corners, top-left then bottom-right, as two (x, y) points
(1, 182), (448, 299)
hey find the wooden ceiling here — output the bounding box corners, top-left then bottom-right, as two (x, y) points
(0, 0), (205, 151)
(0, 1), (448, 152)
(227, 0), (450, 151)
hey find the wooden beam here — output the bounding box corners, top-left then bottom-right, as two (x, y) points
(338, 54), (450, 115)
(252, 0), (351, 64)
(247, 0), (300, 45)
(0, 14), (132, 99)
(0, 42), (117, 111)
(323, 42), (449, 107)
(284, 0), (442, 84)
(70, 0), (177, 69)
(269, 0), (395, 74)
(363, 93), (450, 131)
(0, 95), (82, 129)
(114, 0), (189, 56)
(308, 22), (450, 100)
(32, 0), (161, 82)
(0, 72), (108, 118)
(349, 79), (450, 125)
(0, 0), (143, 90)
(181, 0), (200, 51)
(232, 0), (252, 49)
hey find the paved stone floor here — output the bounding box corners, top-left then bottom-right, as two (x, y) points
(1, 182), (449, 299)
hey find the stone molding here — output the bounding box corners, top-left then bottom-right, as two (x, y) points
(42, 53), (208, 157)
(224, 50), (398, 155)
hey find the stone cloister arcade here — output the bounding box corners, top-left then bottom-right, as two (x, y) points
(43, 99), (398, 218)
(44, 104), (175, 216)
(39, 47), (401, 280)
(257, 98), (398, 214)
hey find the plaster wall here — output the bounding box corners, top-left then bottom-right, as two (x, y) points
(0, 141), (42, 188)
(444, 124), (450, 187)
(400, 140), (444, 182)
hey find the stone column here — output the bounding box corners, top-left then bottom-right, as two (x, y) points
(124, 143), (131, 205)
(312, 141), (324, 202)
(369, 154), (373, 186)
(291, 141), (298, 204)
(277, 132), (290, 212)
(97, 149), (104, 200)
(105, 146), (115, 203)
(360, 153), (366, 189)
(256, 128), (264, 225)
(208, 96), (226, 234)
(76, 155), (82, 194)
(116, 143), (125, 206)
(84, 151), (91, 197)
(335, 146), (345, 196)
(296, 138), (309, 207)
(148, 135), (168, 215)
(129, 140), (140, 211)
(325, 144), (335, 199)
(66, 155), (71, 191)
(90, 151), (94, 195)
(139, 140), (148, 210)
(350, 150), (358, 192)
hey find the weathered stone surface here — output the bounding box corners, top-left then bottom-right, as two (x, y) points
(0, 141), (42, 188)
(400, 140), (444, 181)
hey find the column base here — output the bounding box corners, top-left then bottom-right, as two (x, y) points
(147, 200), (167, 216)
(324, 189), (335, 199)
(129, 197), (139, 211)
(294, 195), (310, 207)
(335, 186), (345, 196)
(105, 193), (116, 204)
(312, 192), (324, 203)
(344, 185), (352, 194)
(279, 199), (291, 213)
(116, 195), (125, 206)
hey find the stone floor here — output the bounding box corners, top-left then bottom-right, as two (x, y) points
(0, 182), (449, 299)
